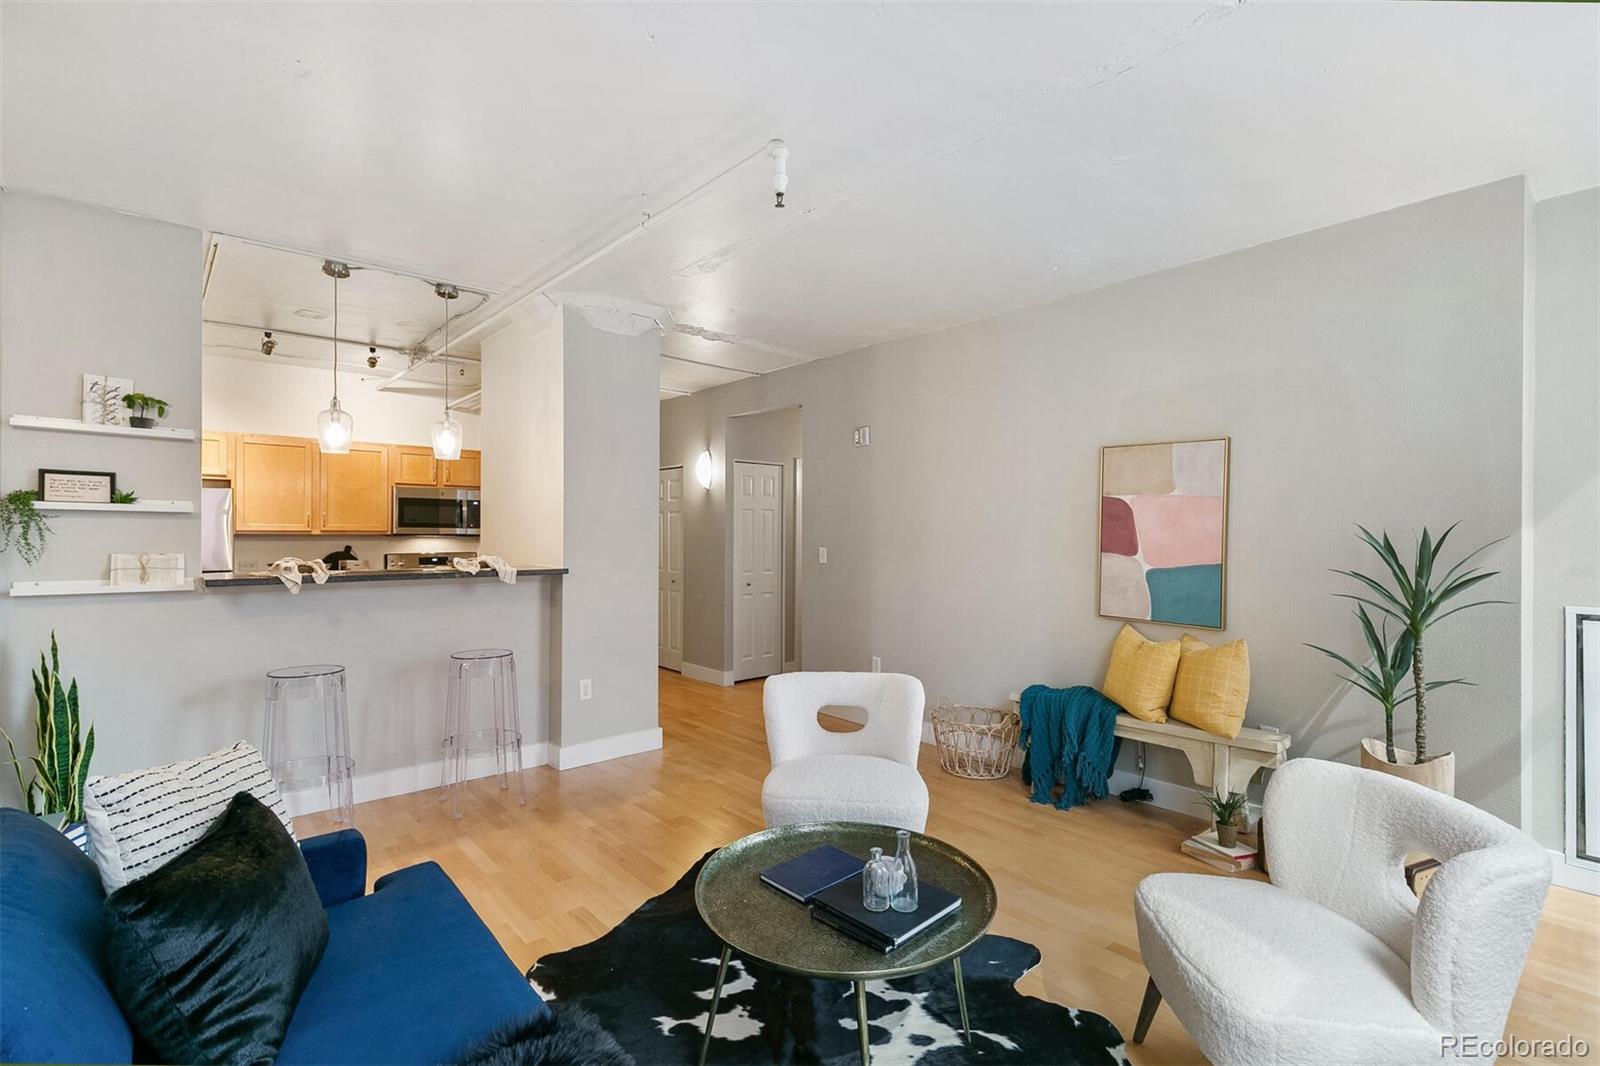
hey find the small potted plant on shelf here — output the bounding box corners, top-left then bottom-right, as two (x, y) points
(1, 632), (95, 853)
(1199, 788), (1248, 847)
(111, 489), (138, 505)
(0, 489), (51, 564)
(1313, 524), (1504, 795)
(121, 392), (169, 429)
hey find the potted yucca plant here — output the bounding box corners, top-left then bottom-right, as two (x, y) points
(1317, 524), (1504, 795)
(2, 632), (95, 853)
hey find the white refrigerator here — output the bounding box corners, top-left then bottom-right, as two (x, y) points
(200, 486), (234, 574)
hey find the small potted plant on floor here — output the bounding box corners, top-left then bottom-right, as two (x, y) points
(1314, 524), (1504, 795)
(1199, 788), (1248, 847)
(2, 633), (96, 853)
(122, 392), (169, 429)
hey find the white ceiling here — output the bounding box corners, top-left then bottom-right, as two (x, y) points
(5, 2), (1596, 398)
(201, 238), (485, 404)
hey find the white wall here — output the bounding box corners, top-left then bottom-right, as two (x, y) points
(0, 192), (556, 799)
(202, 353), (481, 447)
(1528, 187), (1600, 848)
(662, 178), (1530, 822)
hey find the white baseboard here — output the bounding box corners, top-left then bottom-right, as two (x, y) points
(553, 727), (664, 770)
(1549, 850), (1600, 895)
(681, 662), (734, 687)
(284, 741), (551, 818)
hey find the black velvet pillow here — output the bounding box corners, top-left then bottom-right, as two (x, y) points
(103, 791), (328, 1065)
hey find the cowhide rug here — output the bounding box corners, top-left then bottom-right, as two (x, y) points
(526, 854), (1129, 1065)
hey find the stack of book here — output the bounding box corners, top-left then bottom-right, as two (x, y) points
(760, 845), (963, 954)
(1181, 829), (1258, 874)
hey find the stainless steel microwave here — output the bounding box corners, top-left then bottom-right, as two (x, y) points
(392, 487), (481, 536)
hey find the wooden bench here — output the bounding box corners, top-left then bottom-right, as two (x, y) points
(1006, 691), (1291, 796)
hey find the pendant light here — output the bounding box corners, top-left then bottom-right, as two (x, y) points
(316, 260), (354, 453)
(431, 282), (463, 461)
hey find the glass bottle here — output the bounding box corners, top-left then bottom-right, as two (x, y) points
(891, 829), (919, 912)
(863, 847), (893, 912)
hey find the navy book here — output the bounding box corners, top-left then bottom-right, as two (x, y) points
(810, 876), (962, 950)
(811, 901), (893, 954)
(759, 846), (864, 903)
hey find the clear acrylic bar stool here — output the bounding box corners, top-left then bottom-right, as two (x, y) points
(263, 664), (354, 825)
(441, 649), (526, 818)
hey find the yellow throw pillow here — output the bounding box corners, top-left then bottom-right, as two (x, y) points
(1102, 624), (1182, 722)
(1169, 634), (1250, 738)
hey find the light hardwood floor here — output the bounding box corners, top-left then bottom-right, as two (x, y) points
(300, 670), (1600, 1065)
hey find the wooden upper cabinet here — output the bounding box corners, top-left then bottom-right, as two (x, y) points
(200, 431), (232, 479)
(319, 443), (391, 533)
(234, 435), (318, 532)
(390, 445), (439, 487)
(439, 449), (481, 488)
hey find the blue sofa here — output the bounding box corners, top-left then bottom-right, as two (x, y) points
(0, 808), (549, 1064)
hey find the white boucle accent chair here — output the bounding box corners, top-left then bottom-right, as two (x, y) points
(760, 672), (930, 832)
(1131, 758), (1551, 1065)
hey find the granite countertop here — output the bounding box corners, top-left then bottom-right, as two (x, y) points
(203, 566), (567, 589)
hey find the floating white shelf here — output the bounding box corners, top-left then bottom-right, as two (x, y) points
(7, 415), (197, 441)
(9, 578), (199, 598)
(33, 499), (194, 514)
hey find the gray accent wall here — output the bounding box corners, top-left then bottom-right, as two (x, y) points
(662, 178), (1531, 823)
(481, 306), (660, 751)
(1529, 187), (1600, 848)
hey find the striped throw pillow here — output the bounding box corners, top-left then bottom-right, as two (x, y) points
(83, 741), (295, 893)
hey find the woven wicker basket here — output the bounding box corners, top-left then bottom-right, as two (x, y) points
(930, 699), (1022, 780)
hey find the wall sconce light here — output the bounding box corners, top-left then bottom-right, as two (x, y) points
(695, 449), (714, 489)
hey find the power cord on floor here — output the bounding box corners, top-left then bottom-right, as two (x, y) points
(1120, 741), (1153, 803)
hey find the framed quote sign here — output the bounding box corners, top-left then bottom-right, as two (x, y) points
(38, 468), (117, 504)
(1097, 437), (1229, 629)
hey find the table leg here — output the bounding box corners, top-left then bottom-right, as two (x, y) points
(952, 955), (971, 1042)
(697, 945), (732, 1066)
(855, 980), (871, 1064)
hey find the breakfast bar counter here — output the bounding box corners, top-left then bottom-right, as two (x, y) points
(202, 566), (567, 589)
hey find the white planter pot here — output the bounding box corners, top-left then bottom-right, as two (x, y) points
(1359, 738), (1455, 796)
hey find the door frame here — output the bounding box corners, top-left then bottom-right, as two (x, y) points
(659, 465), (685, 672)
(730, 459), (785, 683)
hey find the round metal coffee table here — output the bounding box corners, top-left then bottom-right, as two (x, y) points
(693, 822), (998, 1065)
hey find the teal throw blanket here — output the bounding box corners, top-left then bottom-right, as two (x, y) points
(1018, 685), (1122, 810)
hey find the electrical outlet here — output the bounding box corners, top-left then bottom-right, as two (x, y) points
(579, 679), (593, 701)
(871, 656), (882, 672)
(818, 547), (828, 564)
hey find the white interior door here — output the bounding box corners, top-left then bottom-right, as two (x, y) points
(658, 467), (684, 671)
(733, 461), (782, 682)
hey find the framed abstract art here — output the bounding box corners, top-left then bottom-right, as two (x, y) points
(1097, 437), (1229, 629)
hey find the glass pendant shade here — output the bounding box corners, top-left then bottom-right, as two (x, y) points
(318, 397), (354, 454)
(431, 415), (463, 461)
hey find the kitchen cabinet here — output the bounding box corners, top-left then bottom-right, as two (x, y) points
(234, 435), (318, 532)
(439, 449), (481, 488)
(390, 445), (439, 487)
(319, 443), (391, 533)
(200, 431), (232, 479)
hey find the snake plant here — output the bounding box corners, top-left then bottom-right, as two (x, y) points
(2, 632), (95, 822)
